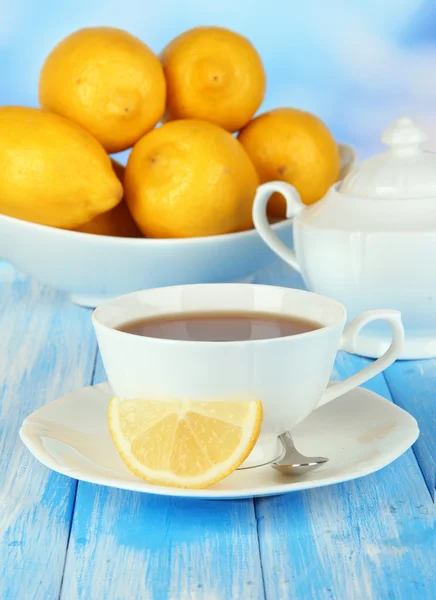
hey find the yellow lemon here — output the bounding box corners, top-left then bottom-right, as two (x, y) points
(238, 108), (341, 216)
(125, 119), (259, 238)
(161, 26), (266, 132)
(75, 160), (142, 237)
(39, 27), (166, 153)
(0, 107), (122, 228)
(109, 396), (263, 489)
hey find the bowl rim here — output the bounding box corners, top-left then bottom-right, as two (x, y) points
(0, 211), (292, 246)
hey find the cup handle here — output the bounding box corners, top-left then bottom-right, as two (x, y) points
(252, 181), (305, 273)
(317, 310), (405, 408)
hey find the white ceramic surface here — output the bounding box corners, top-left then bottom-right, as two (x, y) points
(93, 284), (404, 465)
(19, 382), (419, 500)
(0, 213), (292, 308)
(253, 118), (436, 359)
(0, 144), (353, 308)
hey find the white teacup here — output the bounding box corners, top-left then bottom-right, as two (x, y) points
(93, 284), (404, 467)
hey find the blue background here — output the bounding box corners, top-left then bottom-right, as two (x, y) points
(2, 0), (436, 158)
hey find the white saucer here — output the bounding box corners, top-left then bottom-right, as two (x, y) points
(19, 382), (419, 500)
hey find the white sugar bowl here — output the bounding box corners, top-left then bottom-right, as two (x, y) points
(253, 117), (436, 359)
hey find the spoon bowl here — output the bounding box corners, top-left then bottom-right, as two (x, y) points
(272, 431), (328, 475)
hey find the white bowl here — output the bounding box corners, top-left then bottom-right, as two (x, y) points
(0, 144), (353, 307)
(0, 213), (294, 307)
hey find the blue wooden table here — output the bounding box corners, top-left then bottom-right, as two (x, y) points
(0, 260), (435, 600)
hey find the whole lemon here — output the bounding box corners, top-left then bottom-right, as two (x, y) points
(238, 108), (341, 216)
(39, 27), (166, 153)
(0, 107), (122, 228)
(75, 161), (142, 237)
(124, 120), (259, 238)
(161, 27), (266, 132)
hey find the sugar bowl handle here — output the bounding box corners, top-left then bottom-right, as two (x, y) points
(252, 181), (305, 273)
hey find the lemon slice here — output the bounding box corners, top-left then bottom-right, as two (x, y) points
(108, 397), (263, 489)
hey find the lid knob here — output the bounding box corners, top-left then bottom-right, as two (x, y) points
(381, 117), (428, 155)
(339, 116), (435, 199)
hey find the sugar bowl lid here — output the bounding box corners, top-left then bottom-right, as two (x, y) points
(339, 117), (436, 199)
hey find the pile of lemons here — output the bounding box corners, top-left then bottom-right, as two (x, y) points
(0, 26), (340, 239)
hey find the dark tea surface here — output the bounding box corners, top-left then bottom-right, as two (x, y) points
(117, 311), (322, 342)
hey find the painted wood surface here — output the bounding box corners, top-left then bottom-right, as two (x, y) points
(256, 352), (435, 600)
(0, 264), (97, 600)
(1, 261), (435, 600)
(384, 360), (436, 500)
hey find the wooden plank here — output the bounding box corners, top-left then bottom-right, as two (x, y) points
(256, 351), (435, 600)
(60, 353), (265, 600)
(0, 264), (97, 600)
(61, 487), (265, 600)
(384, 360), (436, 500)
